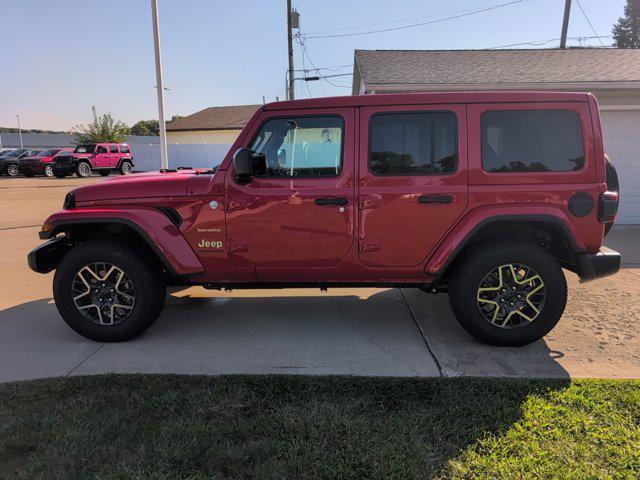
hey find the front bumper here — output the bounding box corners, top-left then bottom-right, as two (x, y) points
(27, 236), (72, 273)
(18, 163), (45, 175)
(574, 247), (621, 283)
(52, 163), (77, 175)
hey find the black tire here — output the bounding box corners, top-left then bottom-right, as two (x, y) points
(604, 155), (619, 237)
(119, 160), (133, 175)
(76, 161), (92, 178)
(98, 170), (110, 177)
(53, 171), (67, 179)
(6, 163), (20, 177)
(53, 239), (166, 342)
(448, 242), (567, 347)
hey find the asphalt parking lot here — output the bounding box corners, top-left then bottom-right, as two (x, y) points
(1, 176), (639, 382)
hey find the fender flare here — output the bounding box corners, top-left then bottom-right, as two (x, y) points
(116, 157), (134, 169)
(426, 209), (585, 279)
(39, 208), (204, 276)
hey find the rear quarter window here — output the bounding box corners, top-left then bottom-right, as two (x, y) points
(481, 109), (584, 173)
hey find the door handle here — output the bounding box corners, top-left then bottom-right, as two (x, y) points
(418, 194), (453, 204)
(314, 197), (348, 206)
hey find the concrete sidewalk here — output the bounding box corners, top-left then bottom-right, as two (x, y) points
(0, 177), (638, 382)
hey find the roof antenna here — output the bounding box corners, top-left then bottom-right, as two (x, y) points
(262, 96), (266, 105)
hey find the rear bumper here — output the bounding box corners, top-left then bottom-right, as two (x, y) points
(574, 247), (621, 283)
(27, 236), (72, 273)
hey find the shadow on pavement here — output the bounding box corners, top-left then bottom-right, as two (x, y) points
(0, 287), (569, 382)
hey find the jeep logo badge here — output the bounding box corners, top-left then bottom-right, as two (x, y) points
(209, 201), (218, 210)
(197, 239), (223, 249)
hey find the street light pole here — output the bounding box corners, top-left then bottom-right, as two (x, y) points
(150, 0), (169, 170)
(16, 114), (23, 148)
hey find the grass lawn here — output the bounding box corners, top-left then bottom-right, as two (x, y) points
(1, 375), (639, 479)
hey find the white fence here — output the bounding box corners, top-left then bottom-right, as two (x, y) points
(132, 143), (233, 171)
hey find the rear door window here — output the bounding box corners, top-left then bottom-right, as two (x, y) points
(369, 112), (457, 175)
(481, 109), (584, 173)
(109, 145), (119, 153)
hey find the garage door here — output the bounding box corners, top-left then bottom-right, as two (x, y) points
(600, 110), (640, 224)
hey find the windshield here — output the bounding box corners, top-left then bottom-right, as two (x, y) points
(74, 144), (96, 154)
(6, 149), (26, 157)
(37, 149), (59, 157)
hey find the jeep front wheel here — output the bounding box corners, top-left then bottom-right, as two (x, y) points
(44, 164), (54, 177)
(448, 242), (567, 347)
(53, 240), (166, 342)
(76, 161), (92, 178)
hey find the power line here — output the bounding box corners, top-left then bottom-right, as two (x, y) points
(489, 34), (615, 49)
(303, 2), (522, 36)
(304, 0), (528, 39)
(575, 0), (605, 46)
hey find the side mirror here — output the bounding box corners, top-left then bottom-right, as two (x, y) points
(233, 148), (254, 184)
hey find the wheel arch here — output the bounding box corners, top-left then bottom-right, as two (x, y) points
(429, 214), (584, 283)
(38, 210), (204, 278)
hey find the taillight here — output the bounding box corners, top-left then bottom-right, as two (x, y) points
(599, 191), (619, 223)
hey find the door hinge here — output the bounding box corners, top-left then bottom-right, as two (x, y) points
(228, 241), (247, 253)
(359, 241), (380, 253)
(226, 200), (245, 212)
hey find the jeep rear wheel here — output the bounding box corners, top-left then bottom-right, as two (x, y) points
(448, 242), (567, 346)
(119, 160), (133, 175)
(53, 240), (166, 342)
(76, 161), (92, 178)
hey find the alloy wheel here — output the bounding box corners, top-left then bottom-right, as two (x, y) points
(44, 164), (54, 177)
(121, 162), (132, 174)
(78, 163), (91, 177)
(476, 263), (546, 329)
(7, 164), (19, 176)
(71, 262), (136, 325)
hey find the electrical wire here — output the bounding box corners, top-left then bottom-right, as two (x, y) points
(575, 0), (605, 47)
(303, 2), (525, 36)
(304, 0), (528, 39)
(489, 35), (615, 49)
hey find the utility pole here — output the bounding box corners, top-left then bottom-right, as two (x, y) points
(560, 0), (572, 49)
(16, 115), (23, 148)
(151, 0), (169, 170)
(287, 0), (295, 100)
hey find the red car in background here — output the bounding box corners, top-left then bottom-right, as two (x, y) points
(18, 148), (74, 177)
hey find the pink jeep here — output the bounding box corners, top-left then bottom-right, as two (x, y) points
(51, 143), (134, 178)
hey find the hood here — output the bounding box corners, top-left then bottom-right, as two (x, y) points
(72, 169), (201, 203)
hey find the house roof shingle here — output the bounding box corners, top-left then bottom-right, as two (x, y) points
(166, 104), (261, 131)
(353, 49), (640, 93)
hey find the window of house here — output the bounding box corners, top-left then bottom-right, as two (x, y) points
(481, 109), (585, 173)
(249, 116), (343, 177)
(369, 112), (457, 175)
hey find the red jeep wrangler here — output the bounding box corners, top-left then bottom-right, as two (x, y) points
(28, 92), (621, 346)
(51, 143), (134, 178)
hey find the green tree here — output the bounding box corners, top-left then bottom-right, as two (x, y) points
(613, 0), (640, 48)
(72, 106), (130, 144)
(130, 119), (160, 136)
(170, 115), (184, 122)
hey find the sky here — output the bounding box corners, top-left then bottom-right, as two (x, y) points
(0, 0), (628, 130)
